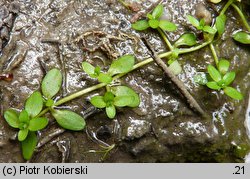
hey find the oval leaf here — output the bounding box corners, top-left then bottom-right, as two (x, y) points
(97, 73), (113, 84)
(187, 15), (200, 28)
(21, 132), (37, 160)
(224, 87), (243, 100)
(106, 105), (116, 119)
(82, 62), (95, 76)
(51, 110), (86, 131)
(207, 65), (221, 82)
(19, 110), (29, 123)
(90, 96), (106, 108)
(111, 86), (140, 107)
(114, 96), (135, 107)
(159, 20), (177, 32)
(18, 128), (29, 141)
(42, 68), (62, 99)
(203, 26), (217, 34)
(25, 91), (43, 118)
(108, 55), (135, 76)
(233, 31), (250, 44)
(206, 81), (221, 90)
(218, 59), (230, 75)
(174, 33), (196, 47)
(223, 72), (235, 86)
(28, 117), (49, 131)
(215, 14), (226, 36)
(132, 20), (149, 31)
(152, 4), (164, 19)
(4, 109), (19, 128)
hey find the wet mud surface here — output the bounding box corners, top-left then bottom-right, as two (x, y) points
(0, 0), (250, 162)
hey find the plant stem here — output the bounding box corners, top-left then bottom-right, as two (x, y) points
(231, 3), (250, 32)
(220, 0), (234, 15)
(209, 43), (219, 68)
(157, 28), (174, 50)
(36, 40), (212, 118)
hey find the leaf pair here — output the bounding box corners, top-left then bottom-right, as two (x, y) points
(4, 91), (48, 142)
(132, 5), (177, 32)
(82, 55), (135, 83)
(42, 69), (86, 131)
(205, 60), (243, 100)
(90, 86), (140, 119)
(4, 91), (49, 160)
(187, 15), (217, 35)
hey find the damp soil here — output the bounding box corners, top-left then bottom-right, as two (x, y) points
(0, 0), (250, 162)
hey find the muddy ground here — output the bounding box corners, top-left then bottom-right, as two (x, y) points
(0, 0), (250, 162)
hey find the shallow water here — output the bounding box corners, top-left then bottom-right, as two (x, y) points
(0, 0), (250, 162)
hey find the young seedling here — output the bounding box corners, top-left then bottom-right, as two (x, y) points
(205, 59), (243, 100)
(187, 15), (217, 35)
(4, 91), (48, 160)
(4, 68), (86, 160)
(132, 4), (177, 32)
(83, 56), (140, 119)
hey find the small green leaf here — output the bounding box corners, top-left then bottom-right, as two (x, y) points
(207, 65), (221, 82)
(42, 69), (62, 99)
(97, 73), (113, 84)
(203, 26), (217, 34)
(174, 33), (197, 47)
(106, 105), (116, 119)
(168, 60), (182, 75)
(90, 96), (106, 108)
(108, 55), (135, 76)
(159, 20), (177, 32)
(152, 4), (164, 19)
(21, 132), (37, 160)
(82, 62), (95, 76)
(25, 91), (43, 118)
(187, 15), (200, 28)
(223, 72), (235, 86)
(206, 81), (221, 90)
(233, 31), (250, 44)
(218, 59), (230, 75)
(114, 96), (135, 107)
(148, 19), (159, 29)
(194, 73), (208, 85)
(28, 117), (49, 131)
(111, 86), (140, 107)
(132, 20), (149, 31)
(215, 14), (226, 36)
(45, 98), (54, 107)
(51, 110), (86, 131)
(19, 110), (29, 123)
(199, 19), (206, 28)
(224, 87), (243, 100)
(147, 13), (153, 20)
(18, 128), (29, 141)
(94, 66), (101, 76)
(4, 109), (19, 128)
(104, 92), (115, 103)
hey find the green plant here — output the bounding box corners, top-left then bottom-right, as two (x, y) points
(233, 31), (250, 44)
(196, 59), (243, 100)
(3, 0), (249, 161)
(187, 15), (217, 35)
(83, 55), (140, 119)
(131, 4), (177, 32)
(4, 68), (86, 160)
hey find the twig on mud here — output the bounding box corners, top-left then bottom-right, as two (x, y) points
(142, 37), (206, 116)
(130, 0), (163, 23)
